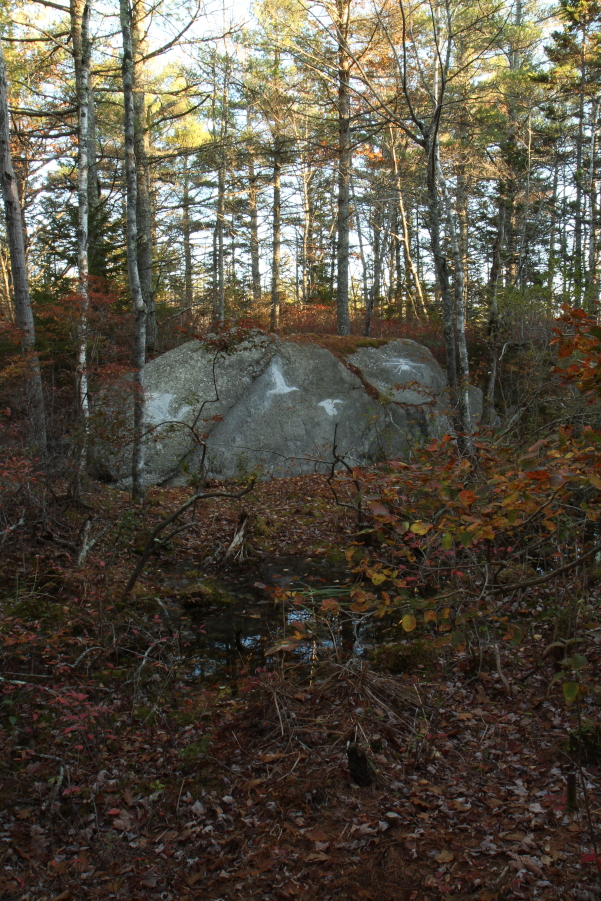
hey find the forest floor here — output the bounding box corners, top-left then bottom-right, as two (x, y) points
(0, 474), (600, 901)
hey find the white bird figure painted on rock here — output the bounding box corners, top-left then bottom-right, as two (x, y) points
(267, 361), (299, 395)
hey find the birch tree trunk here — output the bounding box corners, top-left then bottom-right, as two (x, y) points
(335, 0), (351, 336)
(483, 195), (506, 424)
(120, 0), (146, 501)
(0, 40), (46, 451)
(70, 0), (92, 449)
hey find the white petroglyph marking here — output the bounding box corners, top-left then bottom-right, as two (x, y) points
(267, 361), (299, 395)
(388, 358), (429, 378)
(318, 399), (344, 416)
(146, 391), (177, 424)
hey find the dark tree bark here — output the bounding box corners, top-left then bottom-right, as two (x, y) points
(248, 154), (262, 305)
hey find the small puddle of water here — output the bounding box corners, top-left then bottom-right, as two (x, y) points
(159, 554), (400, 681)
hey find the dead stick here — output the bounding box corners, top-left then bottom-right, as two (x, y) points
(122, 477), (256, 598)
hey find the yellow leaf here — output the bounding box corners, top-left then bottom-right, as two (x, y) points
(501, 491), (520, 507)
(589, 473), (601, 490)
(410, 521), (432, 535)
(368, 571), (387, 586)
(424, 609), (437, 623)
(401, 613), (417, 632)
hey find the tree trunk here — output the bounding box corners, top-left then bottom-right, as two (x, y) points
(271, 139), (281, 331)
(215, 161), (225, 323)
(351, 176), (369, 318)
(425, 133), (476, 451)
(586, 98), (599, 310)
(483, 194), (506, 424)
(182, 156), (193, 309)
(248, 154), (261, 305)
(131, 0), (156, 348)
(336, 0), (351, 336)
(365, 202), (384, 337)
(436, 155), (472, 440)
(389, 133), (426, 318)
(120, 0), (146, 501)
(70, 0), (92, 446)
(0, 40), (46, 451)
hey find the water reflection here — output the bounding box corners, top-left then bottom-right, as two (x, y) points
(160, 554), (399, 682)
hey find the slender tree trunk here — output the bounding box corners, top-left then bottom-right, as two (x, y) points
(425, 131), (473, 452)
(71, 0), (92, 453)
(300, 165), (313, 304)
(483, 194), (506, 424)
(213, 60), (228, 325)
(336, 0), (351, 336)
(131, 0), (156, 348)
(586, 98), (599, 310)
(365, 202), (384, 337)
(351, 177), (369, 316)
(389, 133), (426, 317)
(0, 40), (46, 451)
(548, 151), (559, 307)
(215, 162), (225, 323)
(120, 0), (146, 501)
(436, 155), (471, 437)
(182, 157), (193, 309)
(425, 138), (456, 394)
(0, 248), (12, 318)
(271, 139), (281, 331)
(248, 154), (261, 305)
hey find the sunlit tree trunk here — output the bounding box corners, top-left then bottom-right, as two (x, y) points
(70, 0), (92, 451)
(271, 137), (282, 330)
(131, 0), (157, 348)
(0, 40), (46, 451)
(120, 0), (146, 501)
(336, 0), (351, 335)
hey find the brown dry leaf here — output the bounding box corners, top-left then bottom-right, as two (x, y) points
(186, 872), (204, 887)
(15, 807), (32, 820)
(304, 829), (329, 842)
(315, 841), (330, 851)
(436, 849), (454, 863)
(305, 851), (330, 862)
(112, 810), (133, 831)
(50, 893), (70, 901)
(122, 788), (135, 806)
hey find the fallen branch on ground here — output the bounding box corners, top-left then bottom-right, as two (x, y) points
(122, 477), (256, 598)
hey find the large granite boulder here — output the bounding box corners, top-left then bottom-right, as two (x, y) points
(99, 334), (481, 486)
